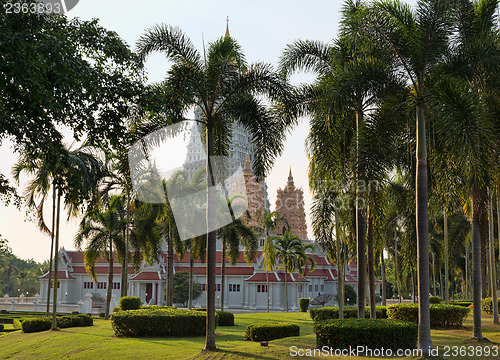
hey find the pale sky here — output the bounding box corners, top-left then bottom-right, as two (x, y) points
(0, 0), (417, 262)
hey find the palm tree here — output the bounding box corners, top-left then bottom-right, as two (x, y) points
(218, 196), (258, 311)
(136, 24), (290, 350)
(372, 0), (455, 352)
(74, 195), (126, 320)
(295, 242), (316, 299)
(259, 210), (286, 312)
(274, 229), (302, 312)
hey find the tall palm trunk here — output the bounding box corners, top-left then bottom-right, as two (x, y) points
(336, 212), (344, 319)
(465, 244), (469, 299)
(497, 184), (500, 268)
(204, 125), (217, 351)
(46, 184), (56, 315)
(266, 270), (270, 312)
(166, 226), (174, 306)
(356, 106), (366, 319)
(488, 194), (498, 323)
(444, 209), (449, 304)
(471, 191), (484, 339)
(394, 229), (401, 304)
(105, 237), (113, 320)
(381, 251), (386, 306)
(221, 241), (226, 311)
(51, 187), (61, 330)
(416, 102), (432, 353)
(189, 253), (194, 309)
(367, 213), (376, 319)
(121, 195), (130, 298)
(285, 267), (289, 312)
(432, 253), (437, 297)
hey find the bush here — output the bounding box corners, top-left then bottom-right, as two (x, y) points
(217, 311), (235, 326)
(429, 296), (442, 304)
(111, 308), (208, 337)
(0, 310), (7, 314)
(0, 324), (4, 331)
(310, 306), (388, 322)
(71, 311), (79, 315)
(21, 317), (52, 333)
(245, 322), (299, 342)
(299, 298), (310, 312)
(99, 312), (105, 318)
(450, 300), (473, 307)
(58, 314), (93, 328)
(387, 303), (469, 328)
(334, 284), (357, 305)
(119, 296), (142, 311)
(481, 298), (500, 314)
(314, 319), (417, 350)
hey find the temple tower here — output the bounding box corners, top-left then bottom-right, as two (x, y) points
(275, 168), (308, 239)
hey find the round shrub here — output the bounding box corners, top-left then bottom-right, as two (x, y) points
(314, 319), (417, 350)
(429, 296), (442, 304)
(119, 296), (142, 311)
(481, 298), (500, 314)
(299, 298), (310, 312)
(21, 317), (52, 333)
(245, 322), (299, 342)
(110, 308), (208, 337)
(217, 311), (235, 326)
(310, 306), (388, 322)
(387, 303), (469, 328)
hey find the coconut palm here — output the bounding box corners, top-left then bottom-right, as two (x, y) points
(295, 242), (316, 299)
(136, 24), (290, 350)
(74, 195), (126, 320)
(372, 0), (455, 351)
(273, 229), (302, 312)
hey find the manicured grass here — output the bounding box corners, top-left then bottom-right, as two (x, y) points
(0, 311), (499, 359)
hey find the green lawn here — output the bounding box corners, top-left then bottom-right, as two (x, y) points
(0, 311), (499, 359)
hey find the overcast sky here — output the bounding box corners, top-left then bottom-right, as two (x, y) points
(0, 0), (417, 262)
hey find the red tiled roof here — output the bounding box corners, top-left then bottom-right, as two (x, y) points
(310, 254), (331, 266)
(345, 275), (357, 283)
(66, 251), (121, 264)
(39, 271), (75, 280)
(71, 266), (129, 275)
(175, 251), (261, 264)
(130, 271), (163, 281)
(174, 266), (254, 276)
(245, 272), (308, 283)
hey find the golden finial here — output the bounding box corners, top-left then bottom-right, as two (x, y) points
(243, 150), (252, 176)
(286, 166), (295, 189)
(225, 16), (230, 38)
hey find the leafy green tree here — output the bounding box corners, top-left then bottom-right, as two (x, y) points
(135, 25), (290, 350)
(295, 242), (316, 299)
(173, 271), (202, 307)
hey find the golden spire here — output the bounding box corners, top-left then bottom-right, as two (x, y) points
(286, 166), (295, 189)
(243, 151), (252, 176)
(225, 16), (230, 38)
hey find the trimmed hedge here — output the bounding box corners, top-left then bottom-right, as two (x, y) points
(21, 314), (93, 333)
(387, 304), (469, 328)
(0, 324), (3, 331)
(119, 296), (142, 311)
(310, 306), (388, 322)
(314, 319), (417, 350)
(299, 298), (309, 312)
(450, 300), (473, 307)
(0, 310), (7, 314)
(429, 296), (442, 304)
(217, 311), (235, 326)
(481, 298), (500, 314)
(111, 308), (208, 337)
(245, 322), (299, 342)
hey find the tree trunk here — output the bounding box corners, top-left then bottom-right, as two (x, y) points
(465, 243), (469, 299)
(204, 125), (217, 351)
(189, 254), (194, 309)
(285, 267), (289, 312)
(412, 268), (416, 303)
(432, 252), (437, 296)
(416, 100), (432, 353)
(356, 107), (366, 319)
(335, 211), (344, 319)
(381, 251), (386, 306)
(266, 271), (270, 312)
(121, 194), (130, 298)
(488, 194), (498, 323)
(105, 237), (113, 320)
(51, 188), (61, 330)
(471, 192), (484, 339)
(395, 229), (401, 304)
(497, 184), (500, 270)
(166, 227), (174, 307)
(367, 214), (376, 319)
(221, 241), (226, 311)
(444, 209), (449, 304)
(46, 184), (56, 315)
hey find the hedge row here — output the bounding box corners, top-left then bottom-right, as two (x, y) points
(299, 298), (309, 312)
(314, 319), (417, 350)
(481, 298), (500, 314)
(111, 308), (210, 337)
(192, 308), (234, 326)
(245, 322), (299, 342)
(310, 306), (388, 322)
(21, 314), (93, 333)
(119, 296), (142, 311)
(450, 300), (473, 307)
(387, 304), (469, 328)
(429, 296), (443, 304)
